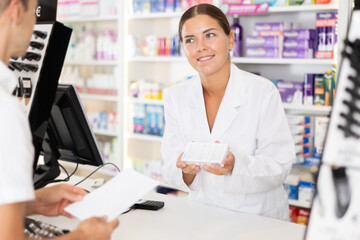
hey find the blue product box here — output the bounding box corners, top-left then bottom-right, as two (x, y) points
(98, 112), (108, 130)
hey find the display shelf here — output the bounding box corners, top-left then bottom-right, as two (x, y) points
(127, 4), (338, 19)
(232, 57), (335, 65)
(127, 98), (164, 105)
(289, 199), (312, 209)
(127, 133), (163, 142)
(128, 99), (331, 116)
(65, 60), (118, 66)
(127, 12), (182, 19)
(129, 56), (335, 65)
(92, 129), (118, 137)
(128, 56), (187, 63)
(58, 15), (119, 23)
(80, 94), (118, 102)
(283, 104), (332, 116)
(268, 4), (338, 13)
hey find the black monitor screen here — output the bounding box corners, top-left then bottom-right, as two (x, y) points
(46, 84), (103, 166)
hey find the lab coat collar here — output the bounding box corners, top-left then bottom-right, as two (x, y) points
(0, 60), (17, 94)
(185, 63), (248, 141)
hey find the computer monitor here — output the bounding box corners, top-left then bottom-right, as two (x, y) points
(33, 84), (104, 189)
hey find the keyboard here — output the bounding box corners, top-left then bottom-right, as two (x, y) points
(24, 217), (69, 239)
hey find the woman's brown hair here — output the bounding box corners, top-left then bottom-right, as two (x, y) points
(178, 4), (231, 42)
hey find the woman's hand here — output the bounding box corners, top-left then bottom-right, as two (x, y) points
(203, 151), (235, 176)
(176, 153), (201, 186)
(26, 184), (88, 217)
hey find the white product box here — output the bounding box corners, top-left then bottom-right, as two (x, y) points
(181, 142), (229, 167)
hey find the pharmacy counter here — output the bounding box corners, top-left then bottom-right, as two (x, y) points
(34, 190), (306, 240)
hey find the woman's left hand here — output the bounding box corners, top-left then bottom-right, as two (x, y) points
(26, 184), (88, 217)
(203, 151), (235, 176)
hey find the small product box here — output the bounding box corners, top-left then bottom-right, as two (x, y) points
(304, 74), (316, 105)
(284, 175), (300, 200)
(314, 116), (329, 157)
(245, 36), (280, 48)
(253, 0), (289, 6)
(287, 115), (311, 126)
(283, 39), (314, 49)
(314, 74), (325, 105)
(283, 49), (313, 58)
(315, 12), (338, 59)
(181, 142), (229, 166)
(289, 0), (314, 5)
(298, 181), (315, 204)
(276, 80), (304, 104)
(245, 47), (279, 58)
(284, 29), (316, 40)
(297, 208), (310, 225)
(254, 22), (292, 31)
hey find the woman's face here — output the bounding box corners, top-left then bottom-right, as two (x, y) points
(181, 14), (234, 77)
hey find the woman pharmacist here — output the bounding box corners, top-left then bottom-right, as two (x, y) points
(0, 0), (118, 239)
(161, 4), (295, 221)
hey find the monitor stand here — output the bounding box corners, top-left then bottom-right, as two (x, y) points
(33, 136), (61, 189)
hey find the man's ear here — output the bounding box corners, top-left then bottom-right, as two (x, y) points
(8, 0), (23, 26)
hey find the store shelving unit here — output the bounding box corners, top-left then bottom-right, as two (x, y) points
(58, 6), (125, 169)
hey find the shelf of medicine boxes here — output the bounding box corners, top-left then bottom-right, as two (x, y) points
(129, 98), (332, 116)
(129, 56), (335, 65)
(127, 4), (338, 20)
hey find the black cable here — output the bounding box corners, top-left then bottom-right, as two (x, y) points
(45, 156), (79, 184)
(73, 162), (121, 186)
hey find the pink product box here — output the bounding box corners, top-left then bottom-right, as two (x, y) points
(245, 47), (279, 58)
(283, 49), (313, 58)
(284, 29), (316, 40)
(255, 22), (289, 31)
(283, 39), (314, 49)
(245, 36), (280, 47)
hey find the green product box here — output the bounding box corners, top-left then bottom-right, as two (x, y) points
(314, 74), (325, 106)
(288, 0), (314, 5)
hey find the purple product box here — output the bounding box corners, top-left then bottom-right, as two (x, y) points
(283, 49), (313, 58)
(277, 80), (304, 104)
(304, 74), (316, 105)
(255, 22), (291, 31)
(284, 29), (316, 40)
(283, 39), (314, 49)
(245, 47), (279, 58)
(245, 36), (280, 48)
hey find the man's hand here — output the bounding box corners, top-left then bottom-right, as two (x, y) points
(26, 184), (87, 217)
(71, 216), (119, 240)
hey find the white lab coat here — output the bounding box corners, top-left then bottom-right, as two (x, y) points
(161, 64), (295, 220)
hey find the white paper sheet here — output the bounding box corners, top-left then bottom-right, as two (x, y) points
(65, 168), (159, 221)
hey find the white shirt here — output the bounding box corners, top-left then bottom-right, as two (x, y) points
(0, 61), (35, 205)
(161, 64), (295, 220)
